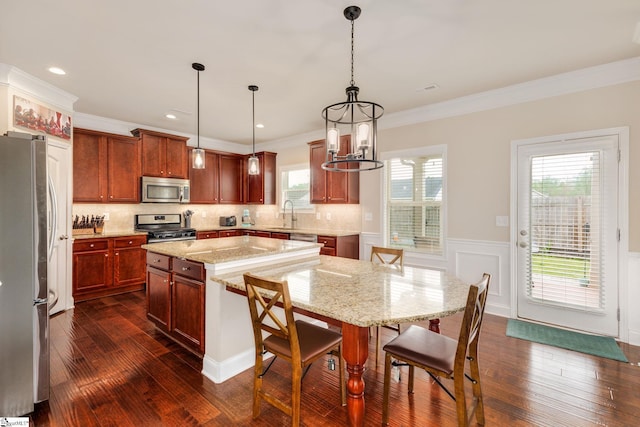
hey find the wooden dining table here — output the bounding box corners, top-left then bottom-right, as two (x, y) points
(213, 255), (472, 427)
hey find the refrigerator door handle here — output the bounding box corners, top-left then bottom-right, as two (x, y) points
(48, 289), (59, 312)
(34, 297), (48, 306)
(47, 174), (58, 262)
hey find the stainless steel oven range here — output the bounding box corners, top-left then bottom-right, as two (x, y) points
(135, 213), (196, 243)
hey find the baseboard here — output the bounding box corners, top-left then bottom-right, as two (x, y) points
(202, 348), (257, 384)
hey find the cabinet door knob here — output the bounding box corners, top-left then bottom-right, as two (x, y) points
(154, 259), (161, 263)
(105, 254), (108, 257)
(182, 267), (190, 271)
(115, 252), (119, 256)
(110, 195), (113, 199)
(128, 241), (133, 245)
(90, 244), (94, 248)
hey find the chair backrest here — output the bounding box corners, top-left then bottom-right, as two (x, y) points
(243, 273), (300, 361)
(454, 273), (491, 371)
(370, 246), (404, 267)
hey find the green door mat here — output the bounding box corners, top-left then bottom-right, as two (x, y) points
(506, 319), (628, 362)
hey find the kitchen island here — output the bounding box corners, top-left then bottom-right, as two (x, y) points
(142, 235), (322, 359)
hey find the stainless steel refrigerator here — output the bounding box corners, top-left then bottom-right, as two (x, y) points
(0, 131), (50, 416)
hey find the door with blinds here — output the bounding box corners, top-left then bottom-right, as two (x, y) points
(515, 133), (619, 336)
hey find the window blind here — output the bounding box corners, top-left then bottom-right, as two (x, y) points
(528, 151), (604, 310)
(386, 155), (443, 254)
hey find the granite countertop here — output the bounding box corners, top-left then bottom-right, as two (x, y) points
(72, 230), (148, 240)
(142, 235), (321, 265)
(198, 225), (360, 237)
(212, 256), (472, 328)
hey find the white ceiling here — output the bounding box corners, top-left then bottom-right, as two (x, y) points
(3, 0), (640, 145)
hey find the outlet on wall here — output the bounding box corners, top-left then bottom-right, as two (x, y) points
(202, 211), (207, 218)
(326, 212), (332, 221)
(102, 212), (110, 221)
(316, 212), (321, 220)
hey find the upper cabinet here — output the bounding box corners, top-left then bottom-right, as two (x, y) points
(309, 136), (359, 204)
(218, 153), (243, 204)
(188, 148), (219, 204)
(243, 152), (277, 204)
(131, 128), (188, 179)
(73, 128), (141, 203)
(187, 149), (248, 204)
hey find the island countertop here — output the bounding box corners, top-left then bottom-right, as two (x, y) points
(211, 255), (471, 328)
(142, 235), (321, 266)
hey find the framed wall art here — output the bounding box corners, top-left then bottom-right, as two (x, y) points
(13, 95), (72, 140)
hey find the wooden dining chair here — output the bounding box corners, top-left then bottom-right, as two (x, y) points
(243, 273), (346, 427)
(382, 273), (491, 427)
(370, 246), (404, 365)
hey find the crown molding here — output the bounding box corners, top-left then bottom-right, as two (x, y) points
(380, 56), (640, 130)
(74, 112), (245, 153)
(0, 63), (78, 111)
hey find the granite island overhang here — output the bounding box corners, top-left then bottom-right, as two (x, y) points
(142, 235), (322, 273)
(142, 235), (323, 383)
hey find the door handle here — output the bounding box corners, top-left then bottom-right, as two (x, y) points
(519, 241), (528, 248)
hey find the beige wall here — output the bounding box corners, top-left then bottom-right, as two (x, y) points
(355, 81), (640, 250)
(0, 86), (8, 131)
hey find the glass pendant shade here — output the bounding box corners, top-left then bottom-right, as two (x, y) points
(248, 155), (260, 175)
(192, 148), (205, 169)
(327, 128), (340, 153)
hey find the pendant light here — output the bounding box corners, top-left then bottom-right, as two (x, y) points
(247, 85), (260, 175)
(322, 5), (383, 172)
(191, 62), (205, 169)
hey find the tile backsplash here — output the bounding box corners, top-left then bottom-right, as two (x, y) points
(72, 203), (362, 233)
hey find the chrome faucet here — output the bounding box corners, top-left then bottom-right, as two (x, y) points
(283, 199), (297, 228)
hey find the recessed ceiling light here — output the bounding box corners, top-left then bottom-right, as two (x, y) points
(165, 113), (177, 119)
(256, 124), (264, 128)
(48, 67), (66, 75)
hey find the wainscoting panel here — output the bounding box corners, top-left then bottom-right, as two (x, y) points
(447, 238), (511, 318)
(628, 252), (640, 346)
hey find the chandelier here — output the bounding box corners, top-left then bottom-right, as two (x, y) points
(322, 5), (383, 172)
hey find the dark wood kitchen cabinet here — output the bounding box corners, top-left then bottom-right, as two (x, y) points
(243, 151), (277, 204)
(309, 136), (359, 204)
(73, 128), (141, 203)
(318, 234), (359, 259)
(187, 148), (243, 204)
(219, 153), (243, 204)
(146, 252), (205, 355)
(73, 235), (147, 301)
(188, 149), (219, 203)
(132, 128), (188, 179)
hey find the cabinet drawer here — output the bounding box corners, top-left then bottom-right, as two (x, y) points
(147, 252), (171, 270)
(74, 239), (109, 252)
(114, 235), (147, 248)
(320, 247), (336, 256)
(197, 230), (219, 239)
(172, 258), (205, 282)
(317, 236), (336, 248)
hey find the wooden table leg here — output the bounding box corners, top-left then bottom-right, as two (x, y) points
(429, 318), (440, 333)
(341, 323), (369, 427)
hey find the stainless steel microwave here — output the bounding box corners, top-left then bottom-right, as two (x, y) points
(141, 176), (190, 203)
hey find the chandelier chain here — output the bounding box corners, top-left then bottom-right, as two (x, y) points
(350, 18), (355, 87)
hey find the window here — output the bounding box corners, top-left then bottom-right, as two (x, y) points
(280, 165), (313, 210)
(385, 148), (445, 255)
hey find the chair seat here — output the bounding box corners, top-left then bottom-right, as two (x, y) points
(264, 320), (342, 364)
(383, 324), (457, 375)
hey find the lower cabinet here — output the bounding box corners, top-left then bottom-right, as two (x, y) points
(146, 252), (205, 356)
(196, 230), (219, 239)
(73, 235), (146, 301)
(318, 234), (359, 259)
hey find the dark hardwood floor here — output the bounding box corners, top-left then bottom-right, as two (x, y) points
(31, 290), (640, 426)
